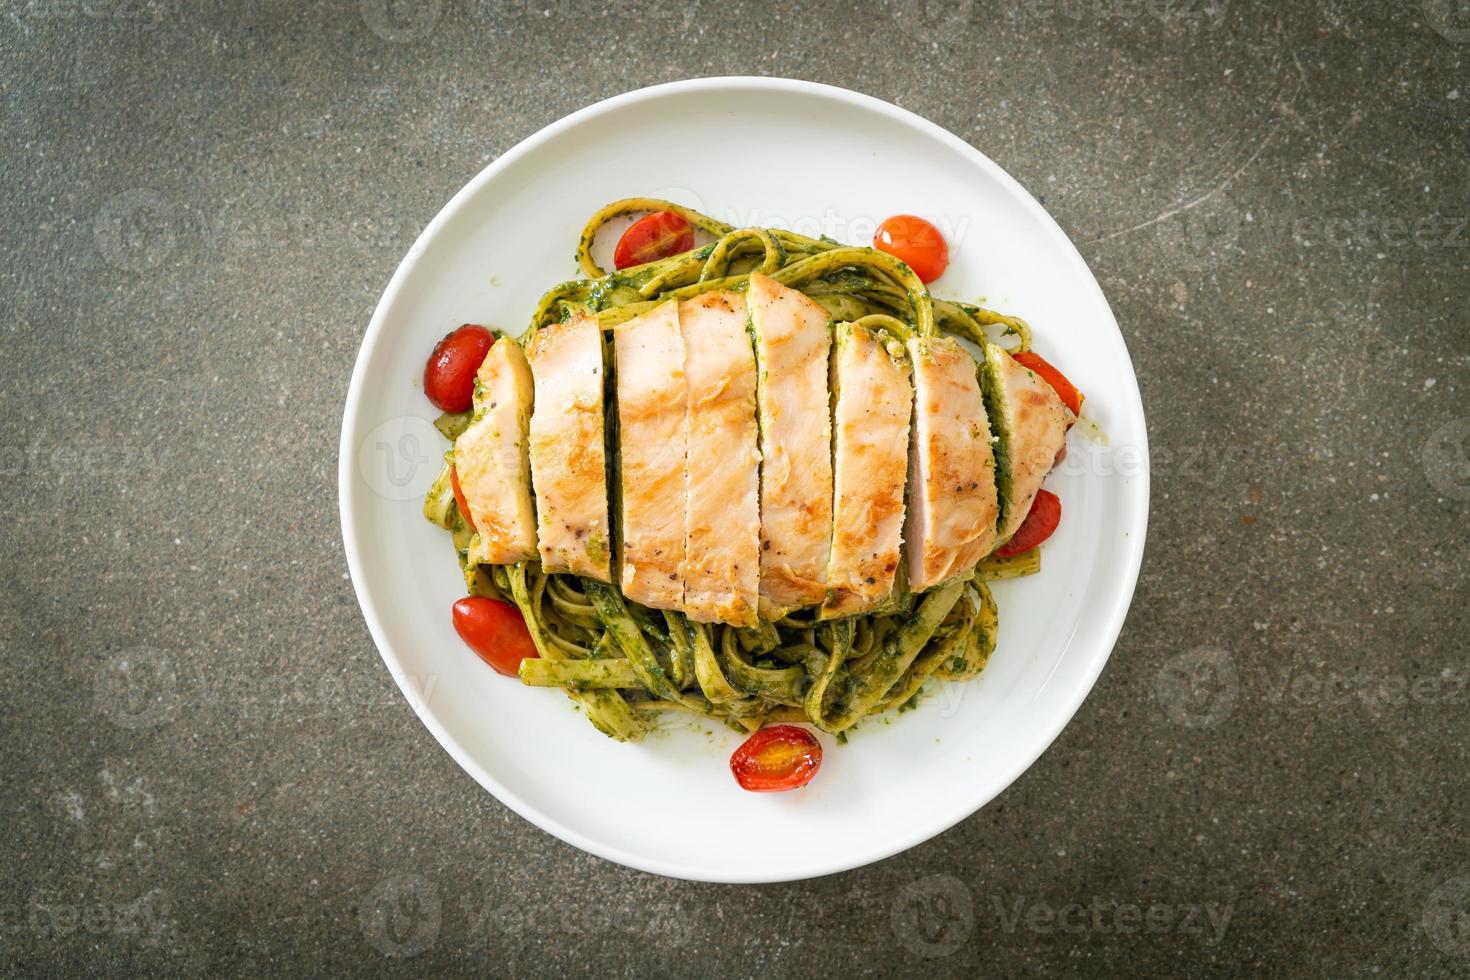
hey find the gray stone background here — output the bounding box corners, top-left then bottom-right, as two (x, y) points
(2, 0), (1467, 975)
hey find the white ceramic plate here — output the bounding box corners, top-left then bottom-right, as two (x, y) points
(339, 77), (1148, 883)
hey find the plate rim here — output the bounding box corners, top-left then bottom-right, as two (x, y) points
(338, 75), (1150, 884)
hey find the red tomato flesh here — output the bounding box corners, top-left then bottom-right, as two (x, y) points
(450, 465), (474, 532)
(873, 214), (949, 283)
(730, 725), (822, 792)
(424, 324), (494, 413)
(451, 596), (538, 677)
(613, 211), (694, 270)
(1013, 350), (1084, 417)
(994, 488), (1062, 558)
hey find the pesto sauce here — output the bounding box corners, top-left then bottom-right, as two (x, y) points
(585, 532), (608, 568)
(979, 350), (1012, 535)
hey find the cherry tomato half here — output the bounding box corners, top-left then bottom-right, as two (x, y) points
(450, 465), (474, 532)
(730, 725), (823, 792)
(424, 324), (494, 413)
(613, 211), (694, 270)
(451, 596), (539, 677)
(994, 488), (1062, 559)
(1013, 350), (1084, 417)
(873, 214), (949, 283)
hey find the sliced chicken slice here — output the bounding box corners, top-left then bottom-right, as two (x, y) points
(905, 335), (998, 592)
(525, 313), (612, 582)
(821, 323), (913, 619)
(983, 344), (1074, 546)
(747, 273), (833, 615)
(680, 291), (760, 627)
(613, 300), (688, 611)
(455, 336), (538, 565)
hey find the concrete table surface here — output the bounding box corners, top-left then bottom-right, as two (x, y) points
(2, 1), (1467, 976)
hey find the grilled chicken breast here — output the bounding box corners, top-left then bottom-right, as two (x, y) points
(679, 291), (761, 627)
(747, 273), (833, 616)
(821, 323), (913, 619)
(525, 313), (612, 582)
(905, 335), (998, 592)
(984, 344), (1074, 546)
(455, 336), (538, 565)
(613, 300), (688, 611)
